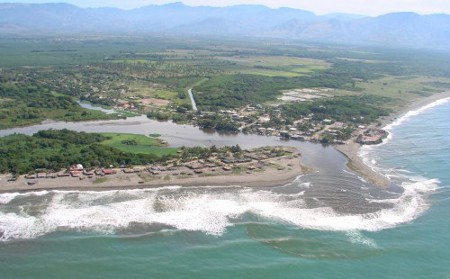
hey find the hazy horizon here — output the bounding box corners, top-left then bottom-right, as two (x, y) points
(0, 0), (449, 16)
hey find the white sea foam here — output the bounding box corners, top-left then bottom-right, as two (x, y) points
(345, 231), (378, 248)
(384, 97), (450, 143)
(0, 193), (21, 205)
(357, 97), (450, 189)
(0, 190), (50, 205)
(0, 175), (440, 241)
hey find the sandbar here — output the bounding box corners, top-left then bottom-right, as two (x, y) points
(0, 148), (306, 193)
(336, 90), (450, 188)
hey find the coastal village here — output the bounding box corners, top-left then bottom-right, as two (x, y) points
(0, 72), (388, 190)
(9, 66), (388, 147)
(115, 87), (389, 146)
(2, 146), (303, 191)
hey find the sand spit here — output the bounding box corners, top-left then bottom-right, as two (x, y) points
(337, 91), (450, 188)
(0, 149), (305, 194)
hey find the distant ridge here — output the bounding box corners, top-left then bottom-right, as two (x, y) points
(0, 2), (449, 50)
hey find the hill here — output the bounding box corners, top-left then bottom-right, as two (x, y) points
(0, 3), (449, 49)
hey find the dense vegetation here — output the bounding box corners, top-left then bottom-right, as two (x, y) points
(0, 79), (116, 129)
(192, 67), (363, 110)
(0, 130), (175, 174)
(1, 36), (450, 133)
(99, 133), (178, 156)
(279, 95), (393, 124)
(197, 114), (240, 132)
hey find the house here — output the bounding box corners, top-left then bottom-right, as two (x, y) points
(258, 115), (271, 123)
(83, 169), (95, 176)
(25, 174), (36, 179)
(333, 122), (344, 128)
(70, 171), (83, 177)
(70, 164), (84, 171)
(123, 168), (139, 174)
(223, 166), (232, 171)
(103, 169), (117, 175)
(57, 172), (70, 177)
(186, 163), (204, 170)
(36, 173), (47, 179)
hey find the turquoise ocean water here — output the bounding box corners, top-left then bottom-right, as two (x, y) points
(1, 99), (450, 278)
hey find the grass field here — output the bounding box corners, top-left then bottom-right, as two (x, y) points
(2, 36), (450, 121)
(100, 133), (179, 156)
(221, 56), (330, 77)
(357, 76), (450, 97)
(333, 76), (450, 105)
(318, 75), (450, 115)
(0, 107), (117, 130)
(126, 82), (189, 106)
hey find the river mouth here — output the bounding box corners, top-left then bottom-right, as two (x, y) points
(1, 115), (423, 241)
(0, 174), (423, 242)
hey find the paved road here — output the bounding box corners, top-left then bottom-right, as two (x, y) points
(188, 88), (198, 111)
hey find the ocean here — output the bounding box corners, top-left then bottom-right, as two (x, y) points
(1, 99), (450, 278)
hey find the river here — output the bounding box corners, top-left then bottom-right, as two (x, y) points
(0, 114), (396, 214)
(3, 111), (436, 277)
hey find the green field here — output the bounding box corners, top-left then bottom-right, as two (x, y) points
(332, 75), (450, 109)
(2, 35), (450, 125)
(100, 133), (178, 156)
(222, 56), (331, 77)
(0, 130), (178, 174)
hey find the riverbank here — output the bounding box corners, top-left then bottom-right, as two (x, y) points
(336, 90), (450, 188)
(336, 141), (389, 187)
(0, 148), (305, 194)
(2, 91), (450, 192)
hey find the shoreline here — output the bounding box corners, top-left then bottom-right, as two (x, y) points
(0, 149), (306, 194)
(2, 91), (450, 194)
(378, 91), (450, 129)
(336, 90), (450, 188)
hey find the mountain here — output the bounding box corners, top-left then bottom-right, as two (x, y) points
(0, 2), (449, 49)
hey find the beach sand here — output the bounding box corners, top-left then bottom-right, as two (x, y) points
(337, 90), (450, 188)
(0, 151), (306, 194)
(336, 141), (389, 187)
(2, 92), (450, 193)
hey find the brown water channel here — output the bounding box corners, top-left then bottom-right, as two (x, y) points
(0, 115), (398, 214)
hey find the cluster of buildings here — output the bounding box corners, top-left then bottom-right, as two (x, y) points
(356, 128), (388, 145)
(20, 147), (297, 185)
(24, 164), (118, 184)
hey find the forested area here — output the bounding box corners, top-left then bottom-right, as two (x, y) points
(279, 95), (393, 124)
(0, 80), (115, 129)
(1, 36), (450, 139)
(197, 114), (240, 132)
(192, 60), (389, 110)
(0, 130), (174, 174)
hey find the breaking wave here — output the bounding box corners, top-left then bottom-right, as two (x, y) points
(2, 97), (446, 242)
(0, 175), (438, 241)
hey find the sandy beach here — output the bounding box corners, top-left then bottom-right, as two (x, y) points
(336, 141), (389, 187)
(378, 91), (450, 128)
(2, 91), (450, 193)
(0, 149), (306, 193)
(336, 90), (450, 188)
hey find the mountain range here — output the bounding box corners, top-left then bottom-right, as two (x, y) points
(1, 2), (449, 50)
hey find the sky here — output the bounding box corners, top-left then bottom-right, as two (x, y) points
(0, 0), (449, 16)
